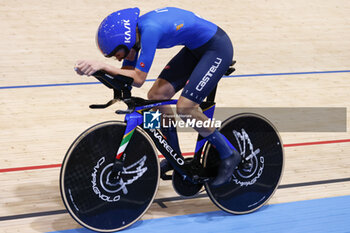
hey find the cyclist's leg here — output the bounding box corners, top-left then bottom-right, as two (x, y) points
(148, 47), (199, 177)
(148, 78), (176, 100)
(177, 27), (240, 186)
(148, 47), (198, 153)
(147, 78), (181, 153)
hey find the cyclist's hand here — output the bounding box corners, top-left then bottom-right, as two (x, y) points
(75, 60), (106, 76)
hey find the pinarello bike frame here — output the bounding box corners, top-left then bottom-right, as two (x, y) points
(116, 98), (217, 181)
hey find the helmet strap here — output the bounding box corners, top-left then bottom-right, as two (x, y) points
(132, 27), (141, 52)
(107, 45), (130, 58)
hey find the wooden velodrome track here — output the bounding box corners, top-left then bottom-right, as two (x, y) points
(1, 0), (350, 232)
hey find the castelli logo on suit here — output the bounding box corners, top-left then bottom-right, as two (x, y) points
(196, 57), (222, 91)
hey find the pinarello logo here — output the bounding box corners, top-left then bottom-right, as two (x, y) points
(140, 62), (145, 68)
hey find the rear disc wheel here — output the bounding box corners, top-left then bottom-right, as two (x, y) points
(204, 113), (284, 214)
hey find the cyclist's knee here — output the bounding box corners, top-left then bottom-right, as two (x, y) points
(147, 89), (170, 100)
(147, 90), (159, 100)
(148, 79), (175, 100)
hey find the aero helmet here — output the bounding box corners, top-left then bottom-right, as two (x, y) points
(96, 8), (140, 57)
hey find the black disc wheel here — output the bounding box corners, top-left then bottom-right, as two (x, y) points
(60, 121), (159, 232)
(203, 113), (284, 214)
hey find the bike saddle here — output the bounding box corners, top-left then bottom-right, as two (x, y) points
(225, 60), (236, 76)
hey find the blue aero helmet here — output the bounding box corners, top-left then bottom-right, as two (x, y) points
(96, 8), (140, 57)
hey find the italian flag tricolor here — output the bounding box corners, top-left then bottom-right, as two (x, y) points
(116, 128), (136, 159)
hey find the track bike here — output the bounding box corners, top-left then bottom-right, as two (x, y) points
(60, 64), (284, 232)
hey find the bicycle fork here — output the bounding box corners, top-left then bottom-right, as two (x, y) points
(110, 112), (143, 182)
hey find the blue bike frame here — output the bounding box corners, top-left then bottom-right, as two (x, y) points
(117, 99), (217, 178)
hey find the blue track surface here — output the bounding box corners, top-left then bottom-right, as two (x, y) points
(49, 195), (350, 233)
(1, 70), (350, 90)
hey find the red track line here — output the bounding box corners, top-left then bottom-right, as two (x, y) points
(0, 164), (62, 173)
(1, 138), (350, 173)
(283, 138), (350, 147)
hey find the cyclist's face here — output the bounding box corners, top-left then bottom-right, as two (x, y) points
(113, 49), (126, 61)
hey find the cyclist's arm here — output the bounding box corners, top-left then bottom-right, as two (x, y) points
(101, 65), (147, 87)
(75, 60), (146, 87)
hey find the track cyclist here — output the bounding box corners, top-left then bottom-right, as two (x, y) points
(75, 7), (240, 186)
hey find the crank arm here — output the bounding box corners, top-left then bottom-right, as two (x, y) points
(192, 175), (210, 184)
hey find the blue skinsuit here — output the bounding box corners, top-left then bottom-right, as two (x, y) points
(123, 7), (233, 103)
